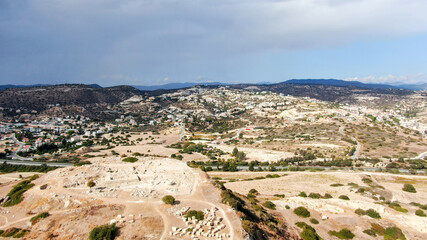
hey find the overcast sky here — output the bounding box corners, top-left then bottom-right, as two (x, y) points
(1, 0), (427, 86)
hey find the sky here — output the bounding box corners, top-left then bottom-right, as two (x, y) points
(1, 0), (427, 86)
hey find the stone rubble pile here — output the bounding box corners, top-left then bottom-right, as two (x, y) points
(168, 206), (230, 240)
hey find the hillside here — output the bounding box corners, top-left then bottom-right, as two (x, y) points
(230, 82), (413, 102)
(0, 84), (145, 118)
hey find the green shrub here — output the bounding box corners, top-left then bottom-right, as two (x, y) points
(249, 189), (259, 195)
(162, 195), (175, 205)
(308, 193), (321, 199)
(30, 212), (50, 225)
(384, 226), (406, 240)
(328, 228), (355, 239)
(330, 183), (344, 187)
(355, 208), (366, 216)
(295, 222), (322, 240)
(339, 195), (350, 200)
(262, 201), (276, 210)
(1, 228), (20, 237)
(323, 193), (332, 199)
(363, 229), (376, 237)
(87, 180), (96, 188)
(185, 210), (204, 221)
(12, 229), (29, 238)
(294, 206), (311, 218)
(273, 194), (285, 198)
(2, 180), (35, 207)
(299, 192), (307, 197)
(366, 209), (381, 219)
(285, 205), (290, 209)
(362, 177), (373, 184)
(402, 184), (416, 193)
(89, 223), (119, 240)
(415, 209), (426, 217)
(122, 157), (138, 163)
(310, 218), (319, 224)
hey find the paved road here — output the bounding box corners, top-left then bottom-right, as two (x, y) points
(414, 151), (427, 160)
(0, 159), (72, 167)
(9, 134), (33, 161)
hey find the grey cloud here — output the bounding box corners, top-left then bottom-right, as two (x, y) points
(1, 0), (427, 85)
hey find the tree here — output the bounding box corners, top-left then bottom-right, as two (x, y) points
(162, 195), (175, 205)
(249, 162), (255, 171)
(232, 147), (239, 157)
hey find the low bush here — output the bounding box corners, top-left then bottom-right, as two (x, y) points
(294, 206), (310, 218)
(323, 193), (333, 199)
(363, 229), (376, 237)
(87, 180), (96, 188)
(285, 205), (290, 209)
(162, 195), (175, 205)
(308, 193), (321, 199)
(339, 195), (350, 200)
(299, 192), (307, 197)
(384, 226), (406, 240)
(366, 209), (381, 219)
(328, 228), (355, 239)
(355, 208), (366, 216)
(310, 218), (319, 224)
(122, 157), (138, 163)
(185, 210), (204, 221)
(415, 209), (426, 217)
(263, 201), (276, 210)
(273, 194), (285, 198)
(249, 189), (259, 195)
(389, 202), (408, 213)
(295, 222), (322, 240)
(30, 212), (50, 225)
(330, 183), (344, 187)
(89, 223), (119, 240)
(402, 184), (416, 193)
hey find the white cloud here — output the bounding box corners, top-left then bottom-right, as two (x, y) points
(346, 74), (427, 84)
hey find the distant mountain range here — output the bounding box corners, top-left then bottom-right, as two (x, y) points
(132, 82), (226, 90)
(0, 79), (426, 91)
(282, 79), (397, 89)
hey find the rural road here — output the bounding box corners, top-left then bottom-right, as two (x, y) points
(0, 159), (72, 167)
(414, 151), (427, 160)
(338, 125), (361, 160)
(179, 124), (186, 141)
(10, 134), (33, 161)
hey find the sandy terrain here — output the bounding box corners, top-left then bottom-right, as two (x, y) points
(214, 171), (427, 240)
(0, 156), (243, 239)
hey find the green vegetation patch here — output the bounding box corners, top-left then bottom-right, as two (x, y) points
(328, 228), (355, 239)
(415, 209), (426, 217)
(2, 180), (35, 207)
(162, 195), (175, 205)
(330, 183), (344, 187)
(295, 222), (322, 240)
(89, 223), (119, 240)
(0, 162), (57, 173)
(310, 218), (319, 224)
(262, 201), (276, 210)
(30, 212), (50, 225)
(402, 184), (416, 193)
(0, 228), (29, 238)
(294, 206), (311, 218)
(185, 210), (204, 221)
(338, 195), (350, 200)
(122, 157), (138, 163)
